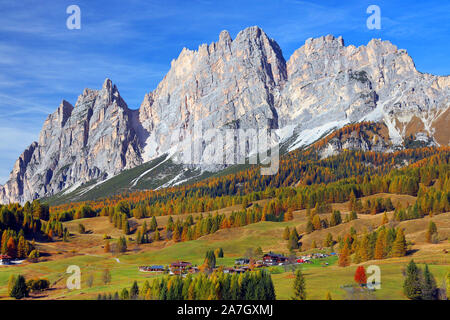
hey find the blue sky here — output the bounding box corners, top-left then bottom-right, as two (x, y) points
(0, 0), (449, 183)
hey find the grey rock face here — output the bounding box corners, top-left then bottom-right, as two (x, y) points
(139, 26), (287, 162)
(0, 79), (142, 203)
(280, 35), (449, 148)
(1, 27), (449, 203)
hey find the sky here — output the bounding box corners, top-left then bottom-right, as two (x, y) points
(0, 0), (449, 184)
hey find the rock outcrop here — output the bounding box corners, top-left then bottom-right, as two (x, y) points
(1, 27), (449, 203)
(0, 79), (142, 203)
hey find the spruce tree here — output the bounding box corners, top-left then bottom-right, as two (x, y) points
(392, 228), (407, 257)
(306, 220), (314, 234)
(153, 230), (160, 241)
(10, 275), (28, 299)
(123, 219), (130, 235)
(403, 260), (422, 300)
(325, 233), (333, 247)
(292, 269), (306, 300)
(130, 281), (139, 299)
(288, 229), (299, 250)
(425, 221), (438, 243)
(120, 288), (129, 300)
(421, 264), (437, 300)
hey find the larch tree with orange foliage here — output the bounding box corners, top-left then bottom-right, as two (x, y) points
(338, 243), (351, 267)
(354, 266), (367, 286)
(6, 237), (17, 259)
(374, 230), (386, 260)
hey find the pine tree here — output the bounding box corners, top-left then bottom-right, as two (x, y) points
(141, 280), (150, 299)
(403, 260), (422, 300)
(288, 229), (299, 250)
(421, 264), (437, 300)
(392, 228), (407, 257)
(306, 220), (314, 234)
(152, 229), (160, 241)
(10, 275), (28, 299)
(292, 269), (306, 300)
(425, 221), (438, 243)
(123, 218), (130, 235)
(324, 233), (333, 247)
(120, 288), (129, 300)
(136, 229), (142, 244)
(130, 281), (139, 300)
(312, 214), (321, 230)
(203, 250), (216, 270)
(349, 210), (358, 221)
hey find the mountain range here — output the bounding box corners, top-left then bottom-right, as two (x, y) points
(1, 26), (449, 204)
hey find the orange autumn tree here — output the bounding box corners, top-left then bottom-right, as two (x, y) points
(354, 266), (367, 286)
(6, 237), (17, 259)
(338, 243), (351, 267)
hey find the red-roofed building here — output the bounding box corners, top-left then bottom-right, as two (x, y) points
(0, 254), (12, 265)
(169, 261), (192, 275)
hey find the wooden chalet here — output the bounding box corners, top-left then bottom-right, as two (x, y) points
(169, 261), (192, 275)
(263, 252), (288, 265)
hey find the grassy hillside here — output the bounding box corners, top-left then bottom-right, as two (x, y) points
(1, 194), (448, 300)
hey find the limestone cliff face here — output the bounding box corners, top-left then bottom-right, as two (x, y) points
(1, 27), (448, 203)
(0, 79), (142, 203)
(280, 35), (449, 147)
(139, 26), (287, 162)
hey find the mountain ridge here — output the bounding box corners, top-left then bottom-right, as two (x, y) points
(1, 26), (449, 204)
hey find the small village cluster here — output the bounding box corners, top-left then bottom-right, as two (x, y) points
(0, 254), (12, 265)
(138, 251), (336, 275)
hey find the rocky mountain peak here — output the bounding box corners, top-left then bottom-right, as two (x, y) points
(0, 27), (448, 204)
(218, 30), (232, 44)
